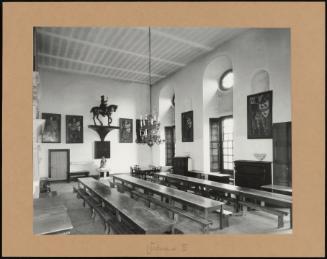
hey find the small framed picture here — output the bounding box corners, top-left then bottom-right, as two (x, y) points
(247, 90), (273, 139)
(42, 113), (61, 143)
(66, 115), (83, 143)
(119, 118), (133, 143)
(182, 111), (193, 142)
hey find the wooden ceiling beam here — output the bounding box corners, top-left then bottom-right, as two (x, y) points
(38, 65), (149, 84)
(137, 27), (214, 51)
(37, 30), (185, 67)
(38, 53), (165, 78)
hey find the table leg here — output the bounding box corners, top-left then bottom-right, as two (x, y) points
(168, 198), (174, 219)
(219, 205), (223, 229)
(116, 209), (121, 222)
(204, 209), (208, 220)
(235, 195), (240, 213)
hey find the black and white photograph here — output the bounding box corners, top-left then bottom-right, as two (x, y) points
(32, 27), (293, 236)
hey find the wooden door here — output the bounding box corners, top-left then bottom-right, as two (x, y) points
(273, 122), (292, 186)
(165, 126), (175, 166)
(49, 149), (70, 181)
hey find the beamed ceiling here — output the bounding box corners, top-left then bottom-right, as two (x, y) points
(36, 27), (247, 85)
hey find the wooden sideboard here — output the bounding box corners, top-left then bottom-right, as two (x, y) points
(172, 157), (191, 176)
(234, 160), (271, 190)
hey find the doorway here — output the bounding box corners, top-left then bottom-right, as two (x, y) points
(48, 149), (70, 181)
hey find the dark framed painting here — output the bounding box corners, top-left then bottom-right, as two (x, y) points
(42, 113), (61, 143)
(119, 118), (133, 143)
(182, 110), (194, 142)
(66, 115), (83, 143)
(247, 90), (273, 139)
(94, 141), (110, 159)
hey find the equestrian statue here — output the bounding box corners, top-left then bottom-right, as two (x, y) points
(90, 95), (118, 126)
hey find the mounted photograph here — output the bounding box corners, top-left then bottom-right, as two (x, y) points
(32, 27), (292, 235)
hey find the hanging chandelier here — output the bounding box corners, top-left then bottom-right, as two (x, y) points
(138, 27), (163, 147)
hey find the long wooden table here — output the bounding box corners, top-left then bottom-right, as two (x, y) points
(261, 184), (292, 195)
(33, 197), (73, 235)
(78, 177), (174, 234)
(188, 170), (231, 183)
(155, 172), (292, 227)
(112, 174), (224, 220)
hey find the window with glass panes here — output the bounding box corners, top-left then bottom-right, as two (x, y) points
(165, 126), (175, 166)
(209, 116), (233, 172)
(222, 118), (233, 170)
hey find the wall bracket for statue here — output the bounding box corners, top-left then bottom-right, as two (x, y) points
(88, 125), (119, 142)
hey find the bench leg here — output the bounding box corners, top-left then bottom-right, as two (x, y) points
(219, 207), (223, 230)
(104, 222), (110, 234)
(277, 215), (284, 228)
(290, 207), (293, 229)
(91, 208), (96, 218)
(202, 225), (209, 233)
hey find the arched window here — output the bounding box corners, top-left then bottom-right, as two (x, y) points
(219, 69), (234, 91)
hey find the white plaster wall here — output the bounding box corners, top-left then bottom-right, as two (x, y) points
(151, 29), (291, 170)
(152, 83), (175, 166)
(38, 69), (152, 177)
(203, 55), (233, 172)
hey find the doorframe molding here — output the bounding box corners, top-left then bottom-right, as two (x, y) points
(48, 149), (70, 181)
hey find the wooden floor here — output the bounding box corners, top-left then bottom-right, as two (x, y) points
(48, 179), (292, 235)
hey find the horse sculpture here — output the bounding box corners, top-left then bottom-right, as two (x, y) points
(90, 104), (118, 126)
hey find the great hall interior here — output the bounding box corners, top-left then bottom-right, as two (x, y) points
(32, 27), (292, 235)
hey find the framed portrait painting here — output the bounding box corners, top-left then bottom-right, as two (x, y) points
(119, 118), (133, 143)
(182, 110), (193, 142)
(66, 115), (83, 143)
(94, 141), (110, 159)
(42, 113), (61, 143)
(247, 90), (273, 139)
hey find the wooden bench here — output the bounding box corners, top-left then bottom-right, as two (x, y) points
(74, 186), (166, 234)
(69, 171), (90, 181)
(239, 201), (288, 228)
(74, 187), (113, 233)
(129, 189), (212, 233)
